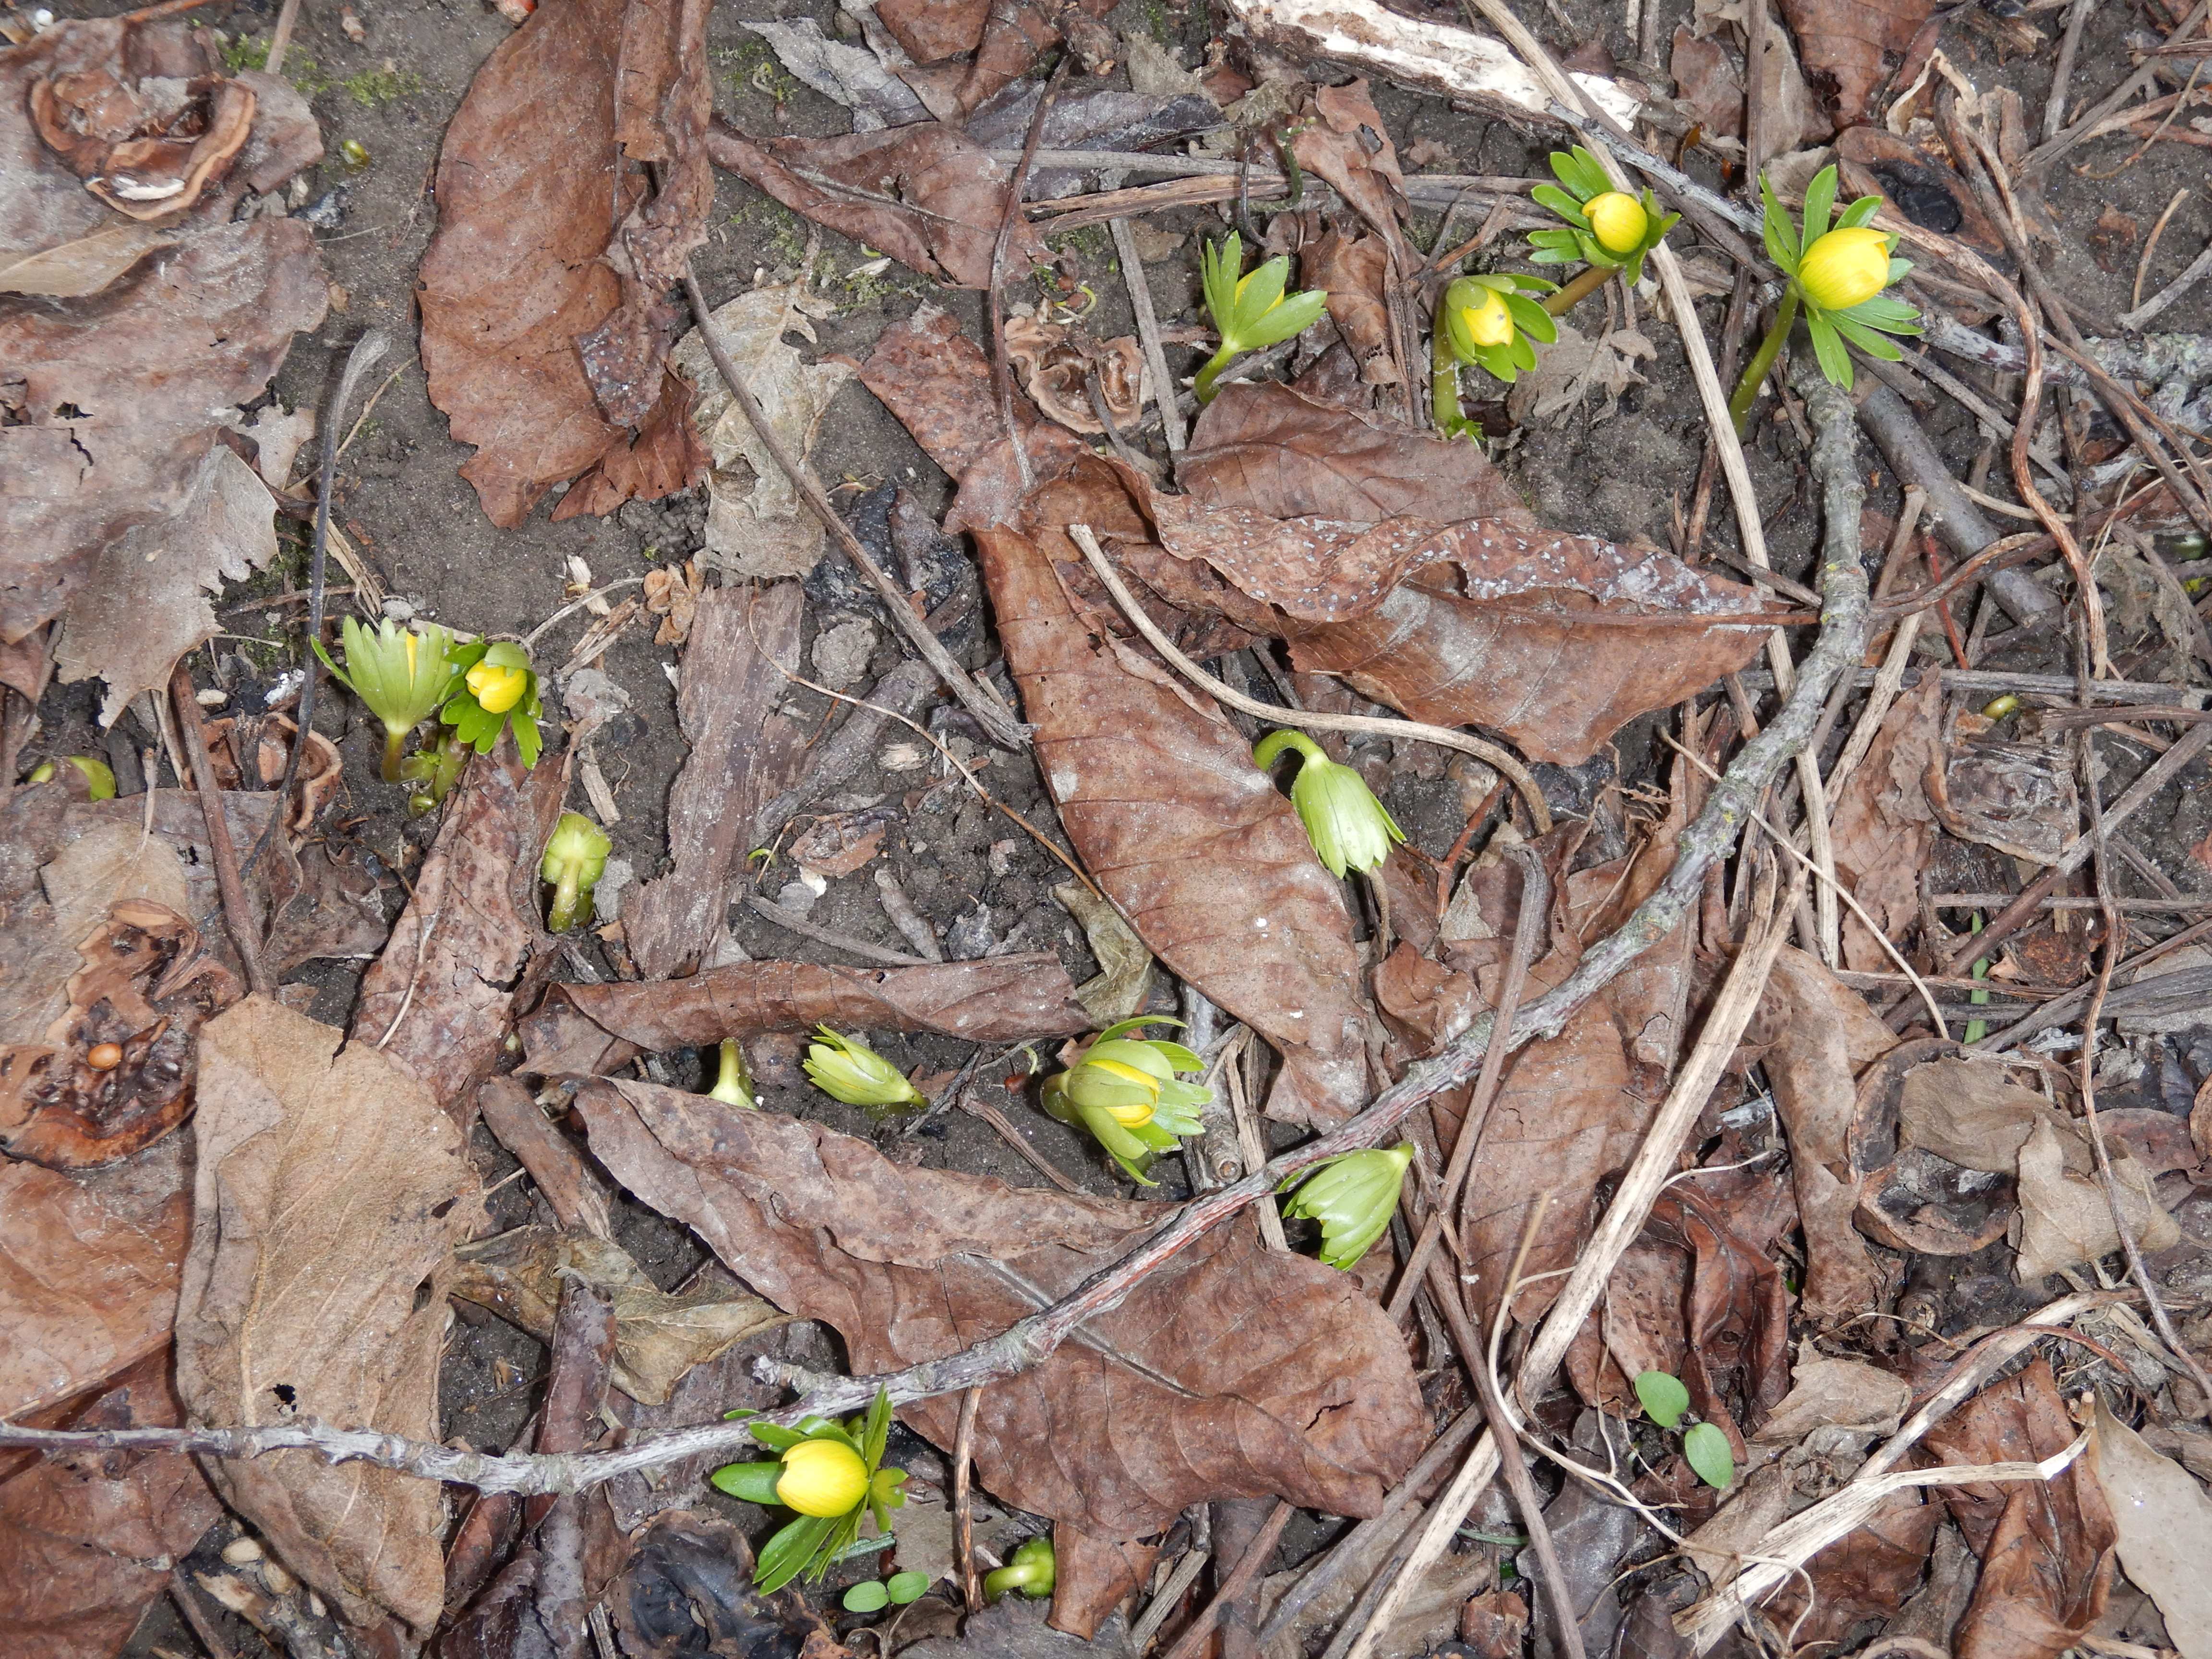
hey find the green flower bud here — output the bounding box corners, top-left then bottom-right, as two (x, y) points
(707, 1037), (755, 1108)
(313, 617), (461, 782)
(984, 1536), (1057, 1602)
(1280, 1143), (1415, 1269)
(1195, 232), (1328, 403)
(26, 755), (117, 801)
(540, 811), (610, 933)
(1253, 729), (1404, 878)
(804, 1027), (924, 1109)
(1042, 1018), (1210, 1185)
(712, 1387), (907, 1594)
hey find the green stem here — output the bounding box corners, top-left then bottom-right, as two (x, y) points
(1431, 307), (1468, 433)
(548, 867), (582, 934)
(380, 726), (409, 785)
(1252, 727), (1323, 769)
(1540, 263), (1614, 316)
(709, 1038), (753, 1107)
(1728, 288), (1798, 438)
(1193, 345), (1238, 405)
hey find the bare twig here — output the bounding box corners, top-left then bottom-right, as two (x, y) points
(1159, 1502), (1292, 1659)
(169, 663), (271, 996)
(680, 268), (1028, 751)
(954, 1387), (984, 1613)
(2122, 233), (2212, 330)
(988, 59), (1071, 496)
(743, 893), (933, 967)
(1067, 524), (1553, 832)
(478, 1076), (616, 1241)
(1130, 1547), (1211, 1654)
(1109, 217), (1187, 455)
(263, 0), (303, 76)
(2043, 0), (2102, 140)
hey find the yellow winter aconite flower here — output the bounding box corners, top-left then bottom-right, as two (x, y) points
(465, 658), (528, 714)
(1584, 191), (1649, 256)
(774, 1438), (871, 1517)
(1794, 225), (1892, 312)
(1043, 1019), (1210, 1185)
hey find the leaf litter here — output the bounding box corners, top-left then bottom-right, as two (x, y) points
(5, 1), (2212, 1656)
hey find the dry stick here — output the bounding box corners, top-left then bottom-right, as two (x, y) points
(743, 893), (933, 968)
(1675, 1289), (2120, 1648)
(679, 268), (1028, 752)
(2125, 232), (2212, 331)
(1, 431), (1872, 1498)
(953, 1387), (984, 1613)
(2044, 0), (2103, 139)
(1158, 1502), (1293, 1659)
(169, 663), (271, 997)
(2026, 0), (2209, 170)
(532, 1277), (618, 1659)
(263, 0), (303, 76)
(1109, 216), (1187, 455)
(962, 1096), (1087, 1195)
(1939, 719), (2212, 977)
(1442, 844), (1548, 1224)
(1066, 524), (1553, 834)
(1130, 1546), (1212, 1655)
(1980, 913), (2212, 1051)
(2130, 189), (2195, 313)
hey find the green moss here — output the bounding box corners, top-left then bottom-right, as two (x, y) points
(342, 66), (424, 107)
(715, 37), (800, 104)
(219, 35), (330, 97)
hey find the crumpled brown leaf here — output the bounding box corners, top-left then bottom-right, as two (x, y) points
(607, 1510), (850, 1659)
(0, 1139), (187, 1425)
(876, 0), (1116, 113)
(1289, 82), (1409, 265)
(0, 219), (324, 652)
(703, 119), (1047, 289)
(1175, 385), (1773, 765)
(1897, 1057), (2181, 1279)
(1922, 1357), (2114, 1659)
(1005, 313), (1144, 435)
(1926, 738), (2078, 866)
(577, 1080), (1429, 1540)
(2088, 1393), (2212, 1658)
(1754, 946), (1899, 1323)
(0, 1350), (224, 1659)
(1777, 0), (1932, 127)
(973, 505), (1370, 1127)
(418, 0), (709, 528)
(450, 1226), (789, 1405)
(0, 898), (239, 1168)
(624, 583), (805, 977)
(178, 995), (485, 1637)
(349, 744), (568, 1126)
(521, 955), (1094, 1078)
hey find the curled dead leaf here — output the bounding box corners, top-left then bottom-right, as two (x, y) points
(1005, 313), (1144, 434)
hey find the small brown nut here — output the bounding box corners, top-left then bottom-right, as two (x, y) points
(86, 1042), (124, 1071)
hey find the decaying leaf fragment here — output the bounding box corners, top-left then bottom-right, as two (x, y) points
(450, 1226), (788, 1405)
(521, 955), (1093, 1078)
(0, 898), (239, 1168)
(1005, 313), (1145, 435)
(1776, 0), (1934, 127)
(577, 1082), (1429, 1546)
(177, 996), (485, 1637)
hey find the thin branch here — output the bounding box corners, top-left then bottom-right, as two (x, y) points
(169, 663), (271, 997)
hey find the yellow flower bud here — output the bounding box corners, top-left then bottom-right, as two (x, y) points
(1795, 226), (1890, 312)
(1458, 288), (1513, 348)
(466, 659), (528, 714)
(776, 1438), (869, 1517)
(1585, 191), (1648, 256)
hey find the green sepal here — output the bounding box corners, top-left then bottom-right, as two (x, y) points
(1503, 293), (1557, 345)
(1530, 183), (1590, 226)
(1805, 310), (1853, 390)
(861, 1387), (891, 1469)
(1759, 171), (1799, 268)
(756, 1513), (836, 1594)
(1800, 165), (1837, 246)
(1242, 285), (1327, 349)
(1548, 145), (1611, 198)
(1838, 193), (1884, 229)
(709, 1460), (787, 1504)
(1829, 313), (1906, 359)
(747, 1422), (810, 1454)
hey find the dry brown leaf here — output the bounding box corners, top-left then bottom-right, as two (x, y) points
(521, 955), (1094, 1077)
(53, 442), (280, 725)
(33, 817), (189, 969)
(1047, 1527), (1154, 1642)
(1922, 1357), (2115, 1659)
(608, 1511), (850, 1658)
(1926, 739), (2078, 866)
(0, 899), (238, 1168)
(2088, 1394), (2212, 1659)
(1668, 19), (1829, 162)
(450, 1226), (789, 1406)
(1005, 313), (1145, 435)
(1777, 0), (1933, 126)
(624, 583), (805, 977)
(0, 1141), (188, 1424)
(0, 1351), (224, 1659)
(1298, 221), (1399, 387)
(1290, 81), (1410, 264)
(702, 120), (1048, 289)
(577, 1081), (1428, 1541)
(178, 995), (485, 1637)
(788, 809), (893, 880)
(0, 220), (172, 298)
(878, 0), (1116, 112)
(855, 304), (1090, 533)
(0, 218), (325, 649)
(349, 744), (568, 1126)
(974, 510), (1369, 1127)
(417, 0), (709, 528)
(1755, 946), (1899, 1323)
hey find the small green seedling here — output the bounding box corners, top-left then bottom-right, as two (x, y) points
(984, 1535), (1056, 1602)
(842, 1571), (930, 1612)
(1634, 1370), (1734, 1490)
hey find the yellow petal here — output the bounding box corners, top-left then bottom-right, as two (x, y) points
(1585, 191), (1648, 255)
(466, 661), (527, 714)
(776, 1439), (869, 1517)
(1796, 226), (1890, 312)
(1459, 289), (1513, 348)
